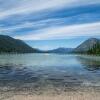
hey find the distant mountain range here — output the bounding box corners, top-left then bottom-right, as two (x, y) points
(0, 35), (40, 53)
(45, 48), (73, 54)
(0, 35), (100, 54)
(46, 38), (100, 54)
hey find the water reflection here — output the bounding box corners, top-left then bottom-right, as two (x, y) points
(0, 54), (100, 92)
(76, 56), (100, 71)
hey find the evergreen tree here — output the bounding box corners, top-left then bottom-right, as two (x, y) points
(88, 43), (100, 54)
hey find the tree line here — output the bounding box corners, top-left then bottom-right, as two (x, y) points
(87, 43), (100, 54)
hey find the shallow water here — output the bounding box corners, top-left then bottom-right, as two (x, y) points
(0, 53), (100, 92)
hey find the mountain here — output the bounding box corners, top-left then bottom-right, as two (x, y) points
(74, 38), (100, 53)
(45, 47), (73, 54)
(47, 38), (100, 54)
(1, 35), (100, 54)
(0, 35), (39, 53)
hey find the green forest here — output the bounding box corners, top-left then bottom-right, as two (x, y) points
(88, 43), (100, 54)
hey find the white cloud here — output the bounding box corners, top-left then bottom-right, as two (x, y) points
(0, 0), (100, 39)
(14, 22), (100, 40)
(0, 18), (66, 34)
(0, 0), (74, 19)
(0, 0), (100, 19)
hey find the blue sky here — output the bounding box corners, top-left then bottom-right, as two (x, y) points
(0, 0), (100, 50)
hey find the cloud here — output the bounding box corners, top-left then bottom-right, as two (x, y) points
(0, 0), (74, 19)
(14, 22), (100, 40)
(0, 0), (100, 41)
(1, 10), (100, 35)
(0, 0), (100, 19)
(0, 18), (65, 35)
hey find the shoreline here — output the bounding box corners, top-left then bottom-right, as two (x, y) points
(0, 86), (100, 100)
(2, 90), (100, 100)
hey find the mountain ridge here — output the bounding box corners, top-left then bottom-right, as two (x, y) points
(0, 35), (39, 53)
(45, 47), (73, 54)
(0, 35), (100, 54)
(45, 38), (100, 54)
(74, 38), (100, 53)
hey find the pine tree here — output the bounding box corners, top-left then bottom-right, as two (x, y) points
(88, 43), (100, 54)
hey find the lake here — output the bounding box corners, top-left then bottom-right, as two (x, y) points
(0, 53), (100, 94)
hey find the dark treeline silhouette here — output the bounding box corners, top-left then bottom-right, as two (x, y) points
(87, 43), (100, 54)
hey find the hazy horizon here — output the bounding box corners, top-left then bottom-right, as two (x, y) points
(25, 36), (100, 50)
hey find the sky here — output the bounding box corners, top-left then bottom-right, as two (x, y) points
(0, 0), (100, 50)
